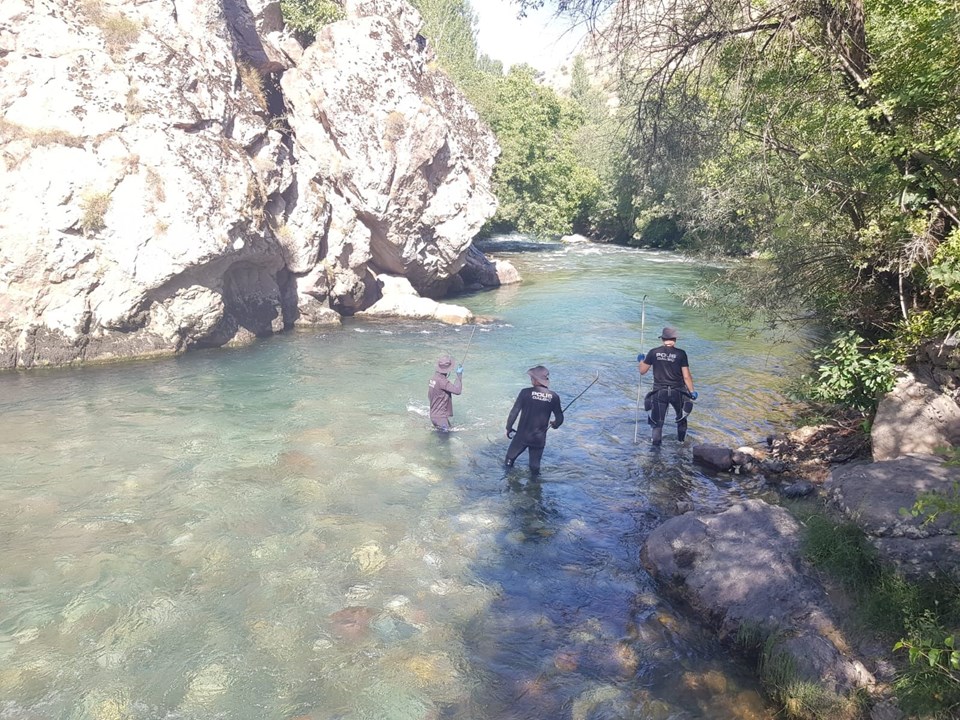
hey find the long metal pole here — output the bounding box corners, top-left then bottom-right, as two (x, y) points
(634, 295), (648, 444)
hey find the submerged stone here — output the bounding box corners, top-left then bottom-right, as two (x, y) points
(329, 606), (375, 642)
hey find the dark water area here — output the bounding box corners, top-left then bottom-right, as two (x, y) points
(0, 237), (809, 719)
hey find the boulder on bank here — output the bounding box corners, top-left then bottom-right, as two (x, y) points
(871, 370), (960, 461)
(641, 500), (874, 704)
(826, 454), (960, 581)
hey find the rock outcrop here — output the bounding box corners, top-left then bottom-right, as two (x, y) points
(642, 500), (875, 710)
(0, 0), (504, 369)
(871, 369), (960, 461)
(826, 455), (960, 581)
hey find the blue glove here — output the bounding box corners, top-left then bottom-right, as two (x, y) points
(456, 365), (463, 374)
(637, 353), (644, 363)
(691, 391), (699, 400)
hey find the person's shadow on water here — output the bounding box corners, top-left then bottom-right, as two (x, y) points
(504, 473), (556, 542)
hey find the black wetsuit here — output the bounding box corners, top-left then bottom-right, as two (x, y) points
(641, 345), (692, 444)
(505, 386), (564, 474)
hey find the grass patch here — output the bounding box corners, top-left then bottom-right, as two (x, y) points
(279, 0), (344, 43)
(80, 190), (111, 235)
(735, 623), (861, 720)
(797, 507), (960, 718)
(1, 118), (83, 148)
(82, 0), (140, 55)
(238, 62), (267, 111)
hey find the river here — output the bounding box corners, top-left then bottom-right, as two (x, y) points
(0, 237), (807, 719)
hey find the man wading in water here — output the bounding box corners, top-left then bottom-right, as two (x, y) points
(504, 365), (563, 475)
(638, 327), (697, 446)
(428, 354), (462, 432)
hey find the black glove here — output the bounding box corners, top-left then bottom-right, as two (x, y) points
(549, 421), (557, 429)
(506, 429), (516, 439)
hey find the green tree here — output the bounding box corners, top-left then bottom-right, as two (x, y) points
(521, 0), (960, 339)
(482, 65), (600, 235)
(408, 0), (480, 89)
(411, 0), (607, 235)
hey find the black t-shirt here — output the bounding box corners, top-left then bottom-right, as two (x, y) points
(642, 345), (689, 388)
(506, 386), (564, 448)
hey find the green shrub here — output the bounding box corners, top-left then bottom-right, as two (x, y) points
(793, 332), (896, 413)
(80, 191), (111, 235)
(279, 0), (343, 42)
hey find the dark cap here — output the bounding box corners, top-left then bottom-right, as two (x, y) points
(527, 365), (550, 387)
(436, 355), (454, 372)
(660, 327), (678, 340)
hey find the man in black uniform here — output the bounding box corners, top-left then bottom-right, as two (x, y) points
(504, 365), (564, 475)
(638, 327), (697, 445)
(428, 354), (462, 432)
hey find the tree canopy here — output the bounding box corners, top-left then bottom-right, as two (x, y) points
(409, 0), (603, 236)
(517, 0), (960, 343)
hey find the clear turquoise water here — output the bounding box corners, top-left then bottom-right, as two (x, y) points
(0, 238), (806, 719)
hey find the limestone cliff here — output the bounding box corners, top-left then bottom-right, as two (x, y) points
(0, 0), (504, 369)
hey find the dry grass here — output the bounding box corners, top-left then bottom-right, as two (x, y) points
(1, 118), (84, 148)
(146, 168), (165, 202)
(82, 1), (140, 55)
(238, 62), (267, 111)
(384, 110), (405, 151)
(126, 86), (146, 119)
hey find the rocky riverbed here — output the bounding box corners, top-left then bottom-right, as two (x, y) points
(641, 358), (960, 719)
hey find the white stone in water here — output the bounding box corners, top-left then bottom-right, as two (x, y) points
(429, 579), (455, 596)
(89, 696), (132, 720)
(142, 597), (179, 626)
(171, 533), (193, 546)
(96, 649), (125, 668)
(312, 636), (334, 651)
(346, 584), (373, 601)
(60, 593), (111, 629)
(351, 542), (387, 574)
(13, 627), (39, 644)
(183, 662), (230, 705)
(456, 511), (498, 528)
(571, 685), (624, 720)
(385, 595), (410, 609)
(407, 464), (440, 482)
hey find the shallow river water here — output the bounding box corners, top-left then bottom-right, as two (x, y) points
(0, 238), (808, 720)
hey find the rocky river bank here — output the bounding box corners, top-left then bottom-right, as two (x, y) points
(641, 350), (960, 719)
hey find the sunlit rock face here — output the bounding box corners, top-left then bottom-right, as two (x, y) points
(280, 0), (499, 307)
(0, 0), (499, 369)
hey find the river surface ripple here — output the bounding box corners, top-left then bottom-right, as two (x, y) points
(0, 238), (807, 719)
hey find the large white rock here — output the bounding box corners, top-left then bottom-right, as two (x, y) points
(356, 275), (472, 325)
(281, 0), (499, 303)
(0, 0), (500, 369)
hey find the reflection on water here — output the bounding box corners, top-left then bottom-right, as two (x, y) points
(0, 240), (805, 719)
